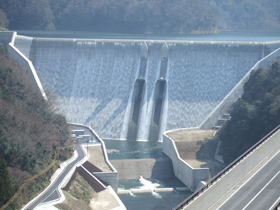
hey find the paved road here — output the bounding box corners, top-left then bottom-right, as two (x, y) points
(24, 145), (85, 210)
(216, 151), (280, 210)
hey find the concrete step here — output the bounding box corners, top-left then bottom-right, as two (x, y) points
(110, 157), (174, 179)
(174, 187), (189, 192)
(118, 187), (188, 194)
(213, 126), (222, 130)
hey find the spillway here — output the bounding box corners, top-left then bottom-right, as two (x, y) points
(15, 37), (268, 141)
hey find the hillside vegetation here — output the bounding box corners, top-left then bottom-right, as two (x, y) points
(0, 0), (217, 34)
(208, 0), (280, 31)
(0, 0), (279, 34)
(0, 46), (72, 209)
(219, 59), (280, 164)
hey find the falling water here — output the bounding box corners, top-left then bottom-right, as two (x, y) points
(19, 37), (266, 141)
(139, 176), (162, 198)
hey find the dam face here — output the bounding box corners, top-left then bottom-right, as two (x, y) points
(19, 38), (266, 141)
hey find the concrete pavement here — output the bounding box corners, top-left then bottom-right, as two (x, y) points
(215, 151), (280, 210)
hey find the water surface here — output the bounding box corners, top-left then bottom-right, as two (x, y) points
(118, 177), (191, 210)
(119, 191), (191, 210)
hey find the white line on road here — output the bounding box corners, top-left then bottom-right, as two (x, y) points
(242, 170), (280, 210)
(215, 149), (280, 210)
(269, 196), (280, 210)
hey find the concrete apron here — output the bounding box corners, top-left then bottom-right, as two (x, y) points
(118, 187), (188, 195)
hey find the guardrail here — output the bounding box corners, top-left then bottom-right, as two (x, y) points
(174, 124), (280, 210)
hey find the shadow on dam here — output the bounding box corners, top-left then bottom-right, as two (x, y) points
(21, 36), (275, 141)
(127, 79), (146, 140)
(126, 78), (167, 141)
(149, 79), (167, 141)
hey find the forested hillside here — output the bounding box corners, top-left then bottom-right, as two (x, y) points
(219, 59), (280, 164)
(0, 0), (217, 34)
(0, 46), (72, 209)
(0, 0), (279, 34)
(208, 0), (280, 30)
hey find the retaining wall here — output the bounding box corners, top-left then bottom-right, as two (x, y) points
(68, 123), (118, 192)
(94, 172), (118, 191)
(110, 157), (174, 179)
(63, 166), (106, 193)
(162, 133), (209, 192)
(200, 46), (280, 129)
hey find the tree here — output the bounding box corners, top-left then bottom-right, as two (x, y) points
(0, 157), (13, 207)
(0, 9), (8, 30)
(219, 60), (280, 164)
(0, 46), (72, 208)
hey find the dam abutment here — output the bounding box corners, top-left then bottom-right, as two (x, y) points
(0, 32), (48, 100)
(200, 45), (280, 129)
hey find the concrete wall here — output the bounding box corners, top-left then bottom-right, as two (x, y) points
(68, 123), (118, 192)
(63, 166), (106, 193)
(6, 32), (47, 100)
(94, 172), (118, 192)
(200, 46), (280, 129)
(266, 41), (280, 52)
(183, 127), (280, 210)
(110, 157), (174, 179)
(162, 133), (209, 192)
(68, 123), (117, 171)
(30, 38), (265, 140)
(14, 35), (33, 59)
(257, 47), (280, 68)
(164, 44), (280, 194)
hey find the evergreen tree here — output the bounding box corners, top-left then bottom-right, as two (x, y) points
(219, 60), (280, 164)
(0, 157), (13, 207)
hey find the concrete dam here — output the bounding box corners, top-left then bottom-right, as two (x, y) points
(14, 36), (270, 141)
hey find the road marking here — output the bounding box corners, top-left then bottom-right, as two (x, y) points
(215, 149), (280, 210)
(242, 169), (280, 210)
(23, 145), (86, 210)
(269, 196), (280, 210)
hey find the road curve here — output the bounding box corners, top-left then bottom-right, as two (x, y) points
(24, 145), (85, 210)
